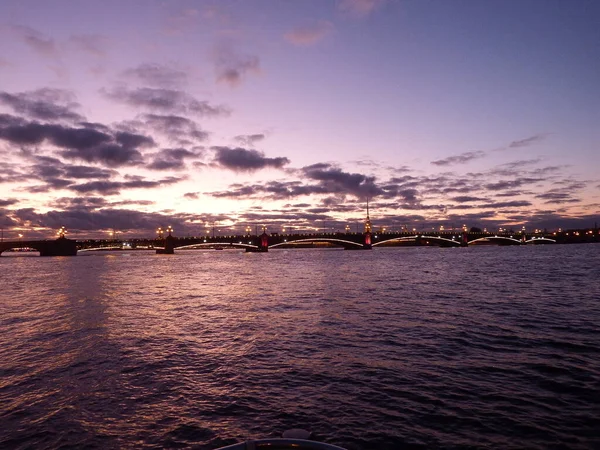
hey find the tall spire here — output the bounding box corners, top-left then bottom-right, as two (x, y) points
(364, 196), (372, 234)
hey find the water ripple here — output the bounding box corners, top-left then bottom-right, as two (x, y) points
(1, 245), (599, 449)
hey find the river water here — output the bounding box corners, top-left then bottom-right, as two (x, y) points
(1, 245), (599, 449)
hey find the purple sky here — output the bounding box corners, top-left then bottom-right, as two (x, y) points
(0, 0), (599, 239)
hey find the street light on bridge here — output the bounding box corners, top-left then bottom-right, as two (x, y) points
(167, 225), (173, 236)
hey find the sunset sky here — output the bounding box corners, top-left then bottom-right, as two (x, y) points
(0, 0), (598, 239)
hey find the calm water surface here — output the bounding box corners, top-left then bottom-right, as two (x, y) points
(1, 245), (599, 449)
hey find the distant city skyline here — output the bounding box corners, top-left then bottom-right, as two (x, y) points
(1, 0), (598, 239)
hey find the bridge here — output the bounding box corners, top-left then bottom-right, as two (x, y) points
(3, 227), (595, 257)
(77, 229), (560, 255)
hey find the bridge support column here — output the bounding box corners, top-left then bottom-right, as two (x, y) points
(246, 232), (269, 252)
(156, 235), (175, 254)
(38, 237), (78, 256)
(363, 232), (372, 249)
(461, 231), (468, 247)
(259, 232), (269, 252)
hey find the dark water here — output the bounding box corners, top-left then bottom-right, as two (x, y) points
(1, 245), (599, 449)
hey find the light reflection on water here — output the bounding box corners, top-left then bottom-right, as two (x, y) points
(1, 245), (599, 449)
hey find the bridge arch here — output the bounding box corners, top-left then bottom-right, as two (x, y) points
(468, 236), (522, 246)
(373, 235), (462, 247)
(174, 242), (258, 250)
(418, 235), (462, 247)
(525, 237), (556, 244)
(0, 244), (41, 256)
(78, 246), (123, 252)
(371, 236), (418, 246)
(0, 238), (78, 256)
(270, 237), (364, 249)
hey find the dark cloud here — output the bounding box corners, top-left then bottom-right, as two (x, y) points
(28, 155), (115, 180)
(536, 192), (572, 201)
(535, 186), (582, 204)
(488, 159), (543, 177)
(207, 181), (323, 199)
(103, 87), (230, 117)
(389, 175), (419, 185)
(78, 121), (111, 132)
(0, 152), (116, 193)
(184, 192), (199, 199)
(303, 164), (385, 198)
(509, 134), (546, 149)
(8, 154), (118, 193)
(148, 148), (203, 171)
(0, 114), (26, 127)
(0, 88), (83, 122)
(213, 43), (260, 86)
(211, 146), (290, 172)
(397, 189), (419, 203)
(485, 177), (543, 191)
(115, 131), (155, 149)
(51, 197), (108, 210)
(478, 200), (532, 209)
(551, 180), (586, 190)
(431, 151), (486, 166)
(450, 196), (486, 203)
(531, 166), (565, 176)
(49, 196), (155, 211)
(141, 114), (208, 143)
(0, 119), (108, 147)
(207, 164), (387, 201)
(233, 133), (265, 146)
(8, 206), (195, 236)
(0, 199), (19, 207)
(0, 161), (26, 184)
(69, 176), (182, 195)
(303, 163), (332, 171)
(0, 209), (18, 228)
(50, 126), (112, 148)
(64, 165), (115, 179)
(0, 117), (149, 167)
(122, 63), (188, 87)
(495, 190), (527, 197)
(23, 178), (72, 193)
(59, 143), (144, 167)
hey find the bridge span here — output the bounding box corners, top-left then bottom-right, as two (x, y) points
(0, 237), (78, 256)
(1, 229), (569, 257)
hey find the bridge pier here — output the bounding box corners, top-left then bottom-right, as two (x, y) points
(246, 232), (269, 252)
(41, 237), (78, 256)
(156, 235), (175, 254)
(363, 231), (372, 250)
